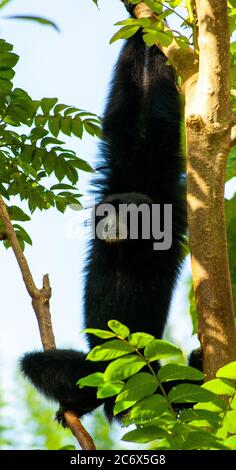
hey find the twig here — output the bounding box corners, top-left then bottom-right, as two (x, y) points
(0, 194), (96, 450)
(190, 0), (199, 51)
(0, 195), (55, 350)
(64, 411), (96, 450)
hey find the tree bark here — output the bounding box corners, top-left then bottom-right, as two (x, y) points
(186, 0), (236, 377)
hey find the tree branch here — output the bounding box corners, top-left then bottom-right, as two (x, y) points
(189, 0), (199, 51)
(64, 411), (96, 450)
(0, 195), (96, 450)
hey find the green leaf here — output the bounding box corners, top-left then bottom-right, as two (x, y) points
(70, 158), (94, 173)
(65, 164), (78, 185)
(0, 39), (13, 52)
(194, 398), (226, 413)
(122, 426), (167, 444)
(202, 378), (235, 396)
(83, 121), (101, 138)
(216, 361), (236, 380)
(0, 51), (19, 68)
(144, 340), (182, 361)
(41, 98), (58, 115)
(82, 328), (116, 339)
(48, 116), (60, 137)
(32, 148), (44, 171)
(64, 107), (79, 116)
(142, 0), (163, 14)
(110, 25), (140, 44)
(87, 340), (134, 361)
(97, 381), (124, 399)
(60, 445), (76, 450)
(30, 127), (48, 140)
(223, 410), (236, 434)
(7, 205), (30, 221)
(6, 15), (60, 31)
(128, 394), (168, 421)
(225, 435), (236, 450)
(182, 430), (227, 450)
(0, 78), (12, 94)
(0, 183), (9, 199)
(54, 103), (69, 114)
(55, 199), (66, 213)
(60, 117), (71, 136)
(107, 320), (130, 338)
(113, 400), (136, 416)
(128, 332), (155, 348)
(71, 118), (83, 139)
(77, 372), (104, 388)
(41, 137), (64, 147)
(104, 355), (146, 381)
(50, 183), (77, 191)
(0, 68), (14, 79)
(180, 408), (219, 427)
(158, 364), (204, 383)
(116, 372), (157, 402)
(144, 30), (173, 47)
(35, 115), (48, 127)
(43, 152), (56, 175)
(168, 384), (216, 404)
(13, 224), (32, 245)
(54, 158), (67, 181)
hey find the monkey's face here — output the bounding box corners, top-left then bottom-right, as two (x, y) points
(94, 192), (153, 245)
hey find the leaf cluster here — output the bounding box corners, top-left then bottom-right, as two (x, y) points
(0, 39), (101, 250)
(78, 320), (236, 450)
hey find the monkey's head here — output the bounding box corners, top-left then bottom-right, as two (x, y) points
(94, 192), (153, 245)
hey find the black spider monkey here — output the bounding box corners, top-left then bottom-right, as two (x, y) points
(21, 1), (190, 423)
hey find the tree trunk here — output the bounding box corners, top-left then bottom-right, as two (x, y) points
(185, 0), (236, 377)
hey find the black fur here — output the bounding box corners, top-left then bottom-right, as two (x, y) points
(21, 17), (187, 423)
(121, 0), (136, 15)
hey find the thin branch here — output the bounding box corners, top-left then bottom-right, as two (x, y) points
(64, 411), (96, 450)
(0, 194), (96, 450)
(191, 0), (199, 52)
(161, 1), (192, 26)
(0, 197), (38, 298)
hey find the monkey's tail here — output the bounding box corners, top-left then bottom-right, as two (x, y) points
(20, 349), (103, 420)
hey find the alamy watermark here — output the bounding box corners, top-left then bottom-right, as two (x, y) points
(65, 197), (173, 251)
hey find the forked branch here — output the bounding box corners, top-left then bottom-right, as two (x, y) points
(0, 195), (96, 450)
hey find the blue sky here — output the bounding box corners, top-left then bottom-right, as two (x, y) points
(0, 0), (200, 400)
